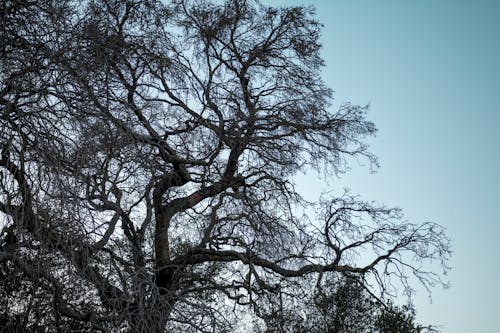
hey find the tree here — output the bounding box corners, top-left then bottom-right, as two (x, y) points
(258, 277), (437, 333)
(256, 277), (377, 333)
(375, 302), (434, 333)
(0, 0), (450, 332)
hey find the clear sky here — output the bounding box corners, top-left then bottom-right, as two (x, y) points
(281, 0), (500, 332)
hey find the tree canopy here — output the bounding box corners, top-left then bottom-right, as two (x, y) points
(0, 0), (450, 332)
(259, 277), (437, 333)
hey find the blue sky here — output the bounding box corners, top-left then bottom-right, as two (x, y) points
(286, 0), (500, 331)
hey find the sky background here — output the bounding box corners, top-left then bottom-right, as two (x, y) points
(276, 0), (500, 332)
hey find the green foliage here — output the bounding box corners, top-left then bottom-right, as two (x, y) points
(375, 303), (430, 333)
(258, 277), (436, 333)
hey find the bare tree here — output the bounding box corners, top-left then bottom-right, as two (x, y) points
(0, 0), (450, 332)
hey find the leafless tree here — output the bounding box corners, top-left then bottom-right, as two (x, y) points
(0, 0), (450, 332)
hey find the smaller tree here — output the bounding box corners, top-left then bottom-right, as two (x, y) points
(375, 302), (436, 333)
(257, 276), (438, 333)
(312, 278), (377, 333)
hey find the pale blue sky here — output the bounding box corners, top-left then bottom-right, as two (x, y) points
(283, 0), (500, 331)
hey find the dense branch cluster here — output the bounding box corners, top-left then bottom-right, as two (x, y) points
(0, 0), (450, 332)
